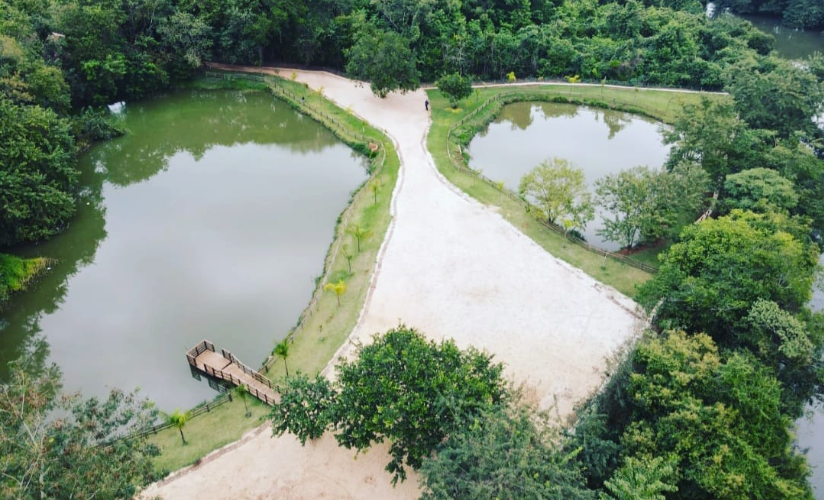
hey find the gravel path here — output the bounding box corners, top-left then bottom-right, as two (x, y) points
(294, 70), (644, 416)
(143, 68), (643, 500)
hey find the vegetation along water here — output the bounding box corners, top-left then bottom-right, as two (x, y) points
(468, 102), (672, 251)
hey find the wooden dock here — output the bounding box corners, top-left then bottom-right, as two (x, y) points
(186, 340), (279, 405)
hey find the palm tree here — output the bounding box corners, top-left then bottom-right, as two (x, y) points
(161, 409), (192, 445)
(324, 279), (347, 306)
(343, 244), (354, 274)
(274, 339), (291, 378)
(369, 179), (381, 205)
(234, 385), (251, 417)
(347, 224), (373, 252)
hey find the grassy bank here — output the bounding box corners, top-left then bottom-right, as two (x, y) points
(426, 84), (720, 297)
(0, 253), (52, 302)
(148, 398), (271, 474)
(146, 72), (400, 473)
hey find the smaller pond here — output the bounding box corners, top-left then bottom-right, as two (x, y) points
(467, 102), (671, 251)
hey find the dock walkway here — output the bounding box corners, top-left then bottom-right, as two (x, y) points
(186, 340), (279, 405)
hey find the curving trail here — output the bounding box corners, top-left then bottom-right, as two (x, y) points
(284, 69), (643, 416)
(143, 67), (643, 500)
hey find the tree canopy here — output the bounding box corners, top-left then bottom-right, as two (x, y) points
(519, 158), (594, 231)
(595, 164), (708, 249)
(271, 326), (506, 483)
(572, 330), (814, 500)
(0, 355), (159, 499)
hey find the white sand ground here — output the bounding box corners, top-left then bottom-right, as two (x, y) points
(141, 424), (421, 500)
(144, 68), (643, 500)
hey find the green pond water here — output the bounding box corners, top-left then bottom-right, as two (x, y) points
(0, 90), (368, 411)
(467, 101), (671, 251)
(733, 13), (823, 60)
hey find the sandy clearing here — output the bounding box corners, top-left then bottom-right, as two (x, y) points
(141, 424), (421, 500)
(145, 68), (643, 500)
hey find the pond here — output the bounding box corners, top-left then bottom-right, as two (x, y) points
(736, 13), (823, 61)
(0, 90), (368, 411)
(467, 101), (671, 251)
(706, 3), (823, 60)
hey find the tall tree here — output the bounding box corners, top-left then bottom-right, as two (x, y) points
(637, 210), (819, 345)
(725, 56), (823, 139)
(722, 167), (799, 214)
(595, 164), (708, 249)
(664, 98), (763, 186)
(345, 26), (420, 98)
(0, 357), (159, 499)
(519, 157), (594, 228)
(420, 394), (594, 500)
(333, 326), (505, 483)
(274, 338), (290, 377)
(0, 99), (77, 246)
(270, 326), (505, 484)
(160, 409), (192, 445)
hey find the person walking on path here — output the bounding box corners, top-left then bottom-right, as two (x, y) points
(425, 99), (429, 111)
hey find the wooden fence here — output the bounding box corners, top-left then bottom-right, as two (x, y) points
(445, 91), (660, 274)
(185, 339), (215, 365)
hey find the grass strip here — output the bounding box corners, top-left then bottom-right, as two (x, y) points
(0, 253), (53, 302)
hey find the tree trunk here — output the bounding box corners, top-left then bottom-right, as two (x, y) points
(179, 427), (186, 445)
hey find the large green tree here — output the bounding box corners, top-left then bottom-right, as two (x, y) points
(664, 97), (764, 186)
(638, 210), (819, 342)
(270, 326), (505, 483)
(420, 394), (594, 500)
(722, 167), (799, 214)
(622, 331), (812, 499)
(0, 357), (159, 499)
(595, 163), (708, 249)
(724, 56), (823, 139)
(519, 157), (594, 230)
(0, 99), (77, 246)
(573, 331), (814, 499)
(345, 26), (420, 98)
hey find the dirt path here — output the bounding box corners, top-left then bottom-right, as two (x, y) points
(144, 67), (643, 500)
(284, 69), (643, 416)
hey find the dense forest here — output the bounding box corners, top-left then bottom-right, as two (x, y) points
(1, 0), (823, 498)
(1, 0), (822, 248)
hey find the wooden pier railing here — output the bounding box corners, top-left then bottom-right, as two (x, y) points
(186, 340), (279, 406)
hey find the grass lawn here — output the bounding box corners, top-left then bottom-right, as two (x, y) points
(0, 253), (52, 302)
(426, 83), (722, 296)
(146, 73), (399, 473)
(147, 397), (270, 474)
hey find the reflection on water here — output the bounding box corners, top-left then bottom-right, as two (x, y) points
(0, 90), (368, 411)
(733, 13), (823, 61)
(468, 102), (671, 251)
